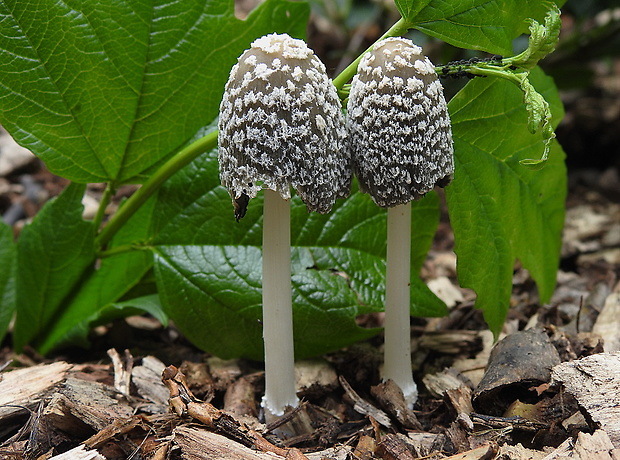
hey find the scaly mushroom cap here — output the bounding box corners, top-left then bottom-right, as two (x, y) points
(347, 37), (454, 208)
(218, 33), (351, 217)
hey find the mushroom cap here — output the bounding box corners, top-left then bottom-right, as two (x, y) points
(347, 37), (454, 208)
(218, 33), (351, 215)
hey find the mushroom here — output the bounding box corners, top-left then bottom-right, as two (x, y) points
(346, 37), (454, 407)
(218, 33), (350, 418)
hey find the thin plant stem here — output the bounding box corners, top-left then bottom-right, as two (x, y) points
(92, 183), (115, 233)
(332, 17), (410, 90)
(95, 130), (218, 249)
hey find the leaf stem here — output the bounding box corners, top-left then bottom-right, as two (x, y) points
(332, 17), (410, 90)
(92, 183), (115, 232)
(97, 242), (152, 258)
(95, 130), (219, 248)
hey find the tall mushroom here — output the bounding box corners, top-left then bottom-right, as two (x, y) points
(347, 37), (454, 407)
(218, 33), (350, 418)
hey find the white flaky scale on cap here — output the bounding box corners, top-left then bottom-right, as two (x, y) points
(218, 33), (350, 219)
(347, 37), (454, 208)
(347, 37), (454, 409)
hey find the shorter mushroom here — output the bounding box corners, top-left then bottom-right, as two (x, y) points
(218, 33), (350, 418)
(347, 37), (454, 407)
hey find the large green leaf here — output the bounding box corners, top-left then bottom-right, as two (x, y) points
(0, 220), (16, 341)
(446, 67), (566, 334)
(399, 0), (565, 55)
(0, 0), (309, 184)
(152, 150), (446, 360)
(36, 196), (156, 354)
(13, 183), (96, 350)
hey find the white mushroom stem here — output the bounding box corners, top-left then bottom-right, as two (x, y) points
(261, 189), (300, 419)
(383, 202), (418, 408)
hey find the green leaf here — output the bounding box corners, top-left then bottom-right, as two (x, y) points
(508, 4), (562, 70)
(405, 0), (564, 55)
(0, 0), (309, 184)
(394, 0), (432, 22)
(13, 183), (96, 350)
(446, 67), (566, 335)
(102, 294), (167, 327)
(0, 220), (16, 340)
(36, 196), (156, 354)
(151, 150), (446, 359)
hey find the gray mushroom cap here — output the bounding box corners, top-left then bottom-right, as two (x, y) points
(347, 37), (454, 208)
(218, 33), (351, 218)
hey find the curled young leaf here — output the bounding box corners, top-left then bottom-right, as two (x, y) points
(508, 4), (561, 70)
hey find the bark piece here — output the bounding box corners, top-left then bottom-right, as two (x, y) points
(543, 430), (620, 460)
(107, 348), (133, 396)
(47, 445), (105, 460)
(473, 329), (561, 416)
(353, 435), (377, 460)
(224, 376), (258, 417)
(370, 380), (423, 430)
(376, 433), (416, 460)
(44, 377), (133, 432)
(551, 352), (620, 448)
(207, 357), (242, 393)
(406, 432), (449, 458)
(0, 362), (73, 419)
(305, 446), (351, 460)
(419, 330), (483, 355)
(442, 442), (498, 460)
(295, 359), (339, 398)
(180, 360), (216, 401)
(453, 330), (496, 387)
(497, 443), (546, 460)
(338, 376), (391, 428)
(423, 367), (473, 398)
(447, 386), (475, 432)
(132, 356), (169, 406)
(174, 426), (282, 460)
(83, 416), (143, 449)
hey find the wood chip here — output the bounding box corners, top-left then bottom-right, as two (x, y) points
(107, 348), (133, 396)
(132, 356), (169, 406)
(543, 430), (620, 460)
(423, 367), (473, 398)
(406, 432), (448, 458)
(370, 380), (423, 430)
(498, 443), (546, 460)
(43, 377), (134, 432)
(224, 376), (258, 417)
(376, 433), (416, 460)
(47, 445), (105, 460)
(592, 293), (620, 352)
(0, 362), (73, 419)
(442, 442), (498, 460)
(353, 434), (377, 460)
(338, 376), (391, 428)
(295, 359), (339, 397)
(174, 426), (282, 460)
(551, 352), (620, 448)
